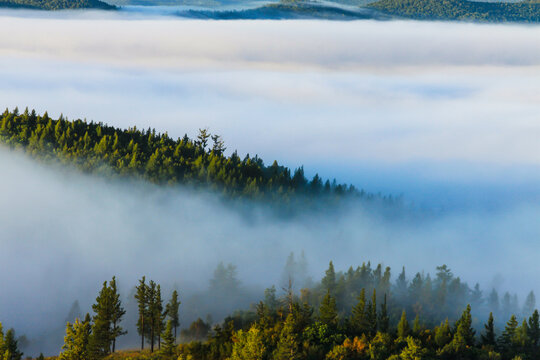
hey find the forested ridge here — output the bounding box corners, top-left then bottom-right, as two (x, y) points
(0, 0), (115, 10)
(3, 259), (539, 359)
(369, 0), (540, 22)
(0, 108), (388, 209)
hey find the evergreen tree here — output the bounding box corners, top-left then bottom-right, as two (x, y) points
(499, 315), (519, 355)
(523, 291), (536, 317)
(378, 293), (390, 333)
(165, 290), (181, 340)
(59, 314), (92, 360)
(351, 288), (368, 336)
(367, 289), (378, 337)
(160, 320), (176, 359)
(412, 314), (421, 335)
(527, 309), (540, 350)
(109, 276), (126, 353)
(452, 304), (475, 352)
(1, 329), (22, 360)
(134, 276), (148, 350)
(435, 319), (452, 348)
(481, 312), (496, 347)
(319, 291), (338, 328)
(322, 261), (336, 295)
(88, 282), (113, 359)
(397, 310), (410, 339)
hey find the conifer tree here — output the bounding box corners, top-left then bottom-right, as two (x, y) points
(134, 276), (148, 350)
(452, 304), (475, 352)
(527, 309), (540, 350)
(322, 261), (336, 295)
(88, 282), (113, 359)
(397, 310), (410, 339)
(59, 314), (91, 360)
(481, 312), (496, 347)
(109, 276), (126, 353)
(412, 314), (421, 335)
(500, 315), (519, 355)
(367, 289), (377, 337)
(160, 320), (176, 359)
(435, 319), (452, 348)
(1, 329), (22, 360)
(165, 290), (181, 340)
(319, 291), (338, 328)
(351, 288), (367, 335)
(378, 294), (390, 333)
(523, 291), (536, 317)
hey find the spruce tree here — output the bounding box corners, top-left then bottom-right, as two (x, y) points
(135, 276), (148, 350)
(2, 329), (22, 360)
(321, 261), (336, 295)
(319, 290), (338, 328)
(481, 312), (496, 347)
(160, 320), (176, 359)
(527, 309), (540, 350)
(165, 290), (181, 340)
(109, 276), (126, 353)
(435, 319), (452, 348)
(378, 293), (390, 333)
(59, 314), (91, 360)
(367, 289), (377, 337)
(499, 314), (519, 355)
(88, 282), (113, 359)
(351, 288), (367, 336)
(397, 310), (410, 339)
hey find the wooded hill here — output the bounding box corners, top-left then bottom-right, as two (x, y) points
(369, 0), (540, 22)
(0, 108), (387, 209)
(0, 0), (115, 10)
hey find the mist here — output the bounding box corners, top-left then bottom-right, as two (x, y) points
(0, 10), (540, 356)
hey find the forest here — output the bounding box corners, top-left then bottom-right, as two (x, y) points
(0, 0), (115, 9)
(2, 259), (539, 360)
(369, 0), (540, 22)
(0, 108), (391, 212)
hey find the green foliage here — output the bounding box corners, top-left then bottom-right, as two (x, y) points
(59, 315), (92, 360)
(397, 311), (410, 340)
(0, 108), (375, 213)
(0, 326), (22, 360)
(230, 326), (267, 360)
(0, 0), (115, 10)
(165, 290), (181, 340)
(369, 0), (540, 22)
(160, 320), (177, 359)
(319, 291), (339, 328)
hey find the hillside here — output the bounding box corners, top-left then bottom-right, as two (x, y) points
(180, 1), (385, 20)
(0, 0), (115, 10)
(369, 0), (540, 21)
(0, 108), (389, 208)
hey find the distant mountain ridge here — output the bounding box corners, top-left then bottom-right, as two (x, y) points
(0, 0), (115, 9)
(369, 0), (540, 21)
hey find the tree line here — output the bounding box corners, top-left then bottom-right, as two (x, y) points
(0, 108), (392, 211)
(3, 258), (539, 359)
(0, 0), (115, 10)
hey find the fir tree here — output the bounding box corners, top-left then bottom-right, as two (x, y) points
(165, 290), (181, 340)
(481, 312), (496, 347)
(378, 293), (390, 333)
(397, 310), (410, 340)
(351, 288), (367, 336)
(59, 314), (92, 360)
(109, 276), (126, 353)
(527, 309), (540, 350)
(319, 291), (338, 328)
(134, 276), (148, 350)
(160, 320), (176, 359)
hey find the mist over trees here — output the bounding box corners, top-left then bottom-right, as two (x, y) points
(0, 108), (396, 214)
(5, 256), (540, 359)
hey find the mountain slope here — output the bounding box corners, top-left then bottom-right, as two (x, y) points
(0, 0), (116, 10)
(368, 0), (540, 21)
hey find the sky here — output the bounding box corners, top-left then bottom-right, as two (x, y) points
(0, 10), (540, 355)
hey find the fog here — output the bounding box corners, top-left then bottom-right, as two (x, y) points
(0, 10), (540, 356)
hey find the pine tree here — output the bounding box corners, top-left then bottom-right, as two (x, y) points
(165, 290), (181, 341)
(88, 282), (113, 359)
(160, 320), (176, 359)
(155, 284), (165, 350)
(321, 261), (336, 295)
(319, 290), (338, 328)
(499, 315), (519, 355)
(452, 304), (475, 355)
(59, 314), (92, 360)
(481, 312), (496, 347)
(378, 293), (390, 333)
(367, 289), (377, 337)
(435, 319), (452, 348)
(412, 314), (421, 335)
(2, 329), (22, 360)
(274, 311), (302, 360)
(523, 291), (536, 317)
(527, 309), (540, 350)
(109, 276), (126, 353)
(397, 310), (410, 339)
(351, 288), (367, 336)
(135, 276), (148, 351)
